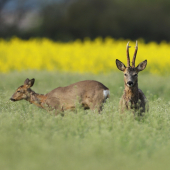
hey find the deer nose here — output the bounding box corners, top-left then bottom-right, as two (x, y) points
(10, 98), (15, 101)
(127, 81), (133, 87)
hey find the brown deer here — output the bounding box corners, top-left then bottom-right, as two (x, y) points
(10, 78), (110, 114)
(116, 41), (148, 115)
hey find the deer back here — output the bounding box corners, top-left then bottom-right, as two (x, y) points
(45, 80), (109, 107)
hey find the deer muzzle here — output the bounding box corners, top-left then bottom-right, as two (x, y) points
(10, 98), (16, 101)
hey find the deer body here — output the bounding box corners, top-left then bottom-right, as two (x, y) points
(116, 41), (148, 115)
(10, 79), (110, 114)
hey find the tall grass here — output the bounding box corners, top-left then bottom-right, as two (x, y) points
(1, 71), (170, 170)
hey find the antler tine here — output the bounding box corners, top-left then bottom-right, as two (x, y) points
(132, 41), (138, 67)
(126, 41), (131, 67)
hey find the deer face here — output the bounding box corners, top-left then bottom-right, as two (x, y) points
(123, 67), (138, 87)
(116, 60), (147, 87)
(10, 78), (35, 102)
(116, 41), (147, 87)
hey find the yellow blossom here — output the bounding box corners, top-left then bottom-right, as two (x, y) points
(0, 37), (169, 74)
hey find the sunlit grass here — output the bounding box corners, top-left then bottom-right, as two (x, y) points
(1, 71), (170, 170)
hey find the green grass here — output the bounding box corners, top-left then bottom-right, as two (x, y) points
(1, 71), (170, 170)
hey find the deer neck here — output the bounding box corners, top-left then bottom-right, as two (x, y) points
(124, 82), (139, 104)
(26, 89), (47, 108)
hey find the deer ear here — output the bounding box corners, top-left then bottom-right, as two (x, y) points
(24, 78), (30, 85)
(24, 78), (35, 88)
(136, 60), (147, 72)
(116, 59), (126, 71)
(29, 79), (35, 87)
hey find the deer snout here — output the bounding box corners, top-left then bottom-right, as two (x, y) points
(127, 81), (134, 87)
(10, 98), (16, 101)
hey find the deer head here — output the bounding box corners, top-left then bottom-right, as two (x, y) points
(10, 78), (35, 101)
(116, 41), (147, 87)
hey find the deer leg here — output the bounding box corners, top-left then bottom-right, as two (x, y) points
(45, 97), (64, 116)
(88, 96), (104, 113)
(89, 102), (103, 113)
(85, 90), (106, 113)
(54, 107), (64, 116)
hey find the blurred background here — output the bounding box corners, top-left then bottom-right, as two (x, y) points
(1, 3), (170, 170)
(1, 0), (170, 42)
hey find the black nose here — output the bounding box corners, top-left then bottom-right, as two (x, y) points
(10, 98), (15, 101)
(127, 81), (133, 86)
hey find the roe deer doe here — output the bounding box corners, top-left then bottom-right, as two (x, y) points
(10, 78), (110, 114)
(116, 41), (148, 115)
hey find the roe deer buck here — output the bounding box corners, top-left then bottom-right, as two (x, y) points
(10, 78), (110, 114)
(116, 41), (148, 115)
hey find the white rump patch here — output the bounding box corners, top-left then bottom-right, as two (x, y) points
(103, 90), (110, 99)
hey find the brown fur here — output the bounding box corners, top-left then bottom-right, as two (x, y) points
(119, 77), (148, 115)
(116, 42), (148, 115)
(10, 79), (109, 115)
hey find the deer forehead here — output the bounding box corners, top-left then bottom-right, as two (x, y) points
(124, 67), (138, 74)
(16, 85), (27, 91)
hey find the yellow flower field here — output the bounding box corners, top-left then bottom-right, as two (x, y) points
(0, 37), (169, 74)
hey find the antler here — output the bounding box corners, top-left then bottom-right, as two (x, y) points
(132, 41), (138, 67)
(126, 42), (130, 67)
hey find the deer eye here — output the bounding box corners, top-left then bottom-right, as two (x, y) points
(124, 74), (127, 76)
(134, 74), (137, 77)
(17, 90), (21, 93)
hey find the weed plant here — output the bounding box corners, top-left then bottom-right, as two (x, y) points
(0, 71), (170, 170)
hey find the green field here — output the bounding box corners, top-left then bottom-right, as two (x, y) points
(1, 71), (170, 170)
